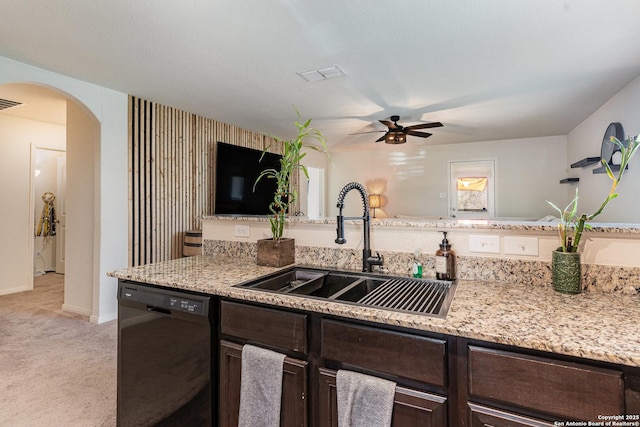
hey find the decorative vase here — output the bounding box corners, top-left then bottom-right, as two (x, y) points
(551, 248), (582, 294)
(256, 238), (295, 267)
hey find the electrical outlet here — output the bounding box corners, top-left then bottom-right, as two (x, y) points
(468, 235), (500, 253)
(504, 236), (538, 256)
(234, 225), (250, 238)
(439, 192), (447, 199)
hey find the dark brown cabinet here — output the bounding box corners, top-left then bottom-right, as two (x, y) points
(219, 301), (310, 426)
(321, 319), (448, 388)
(218, 298), (640, 427)
(219, 300), (450, 426)
(220, 300), (307, 354)
(464, 345), (625, 422)
(218, 340), (308, 427)
(318, 368), (447, 427)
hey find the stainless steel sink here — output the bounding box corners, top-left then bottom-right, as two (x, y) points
(234, 267), (456, 318)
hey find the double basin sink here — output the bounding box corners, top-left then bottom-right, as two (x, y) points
(235, 266), (456, 318)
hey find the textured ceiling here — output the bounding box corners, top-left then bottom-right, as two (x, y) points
(1, 0), (640, 148)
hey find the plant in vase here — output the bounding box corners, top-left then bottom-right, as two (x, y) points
(547, 135), (640, 293)
(253, 107), (328, 266)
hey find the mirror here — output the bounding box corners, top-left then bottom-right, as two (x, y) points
(324, 134), (639, 224)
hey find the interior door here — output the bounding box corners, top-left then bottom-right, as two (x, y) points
(449, 160), (495, 219)
(55, 155), (66, 274)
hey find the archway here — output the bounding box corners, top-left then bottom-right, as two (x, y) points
(0, 82), (100, 319)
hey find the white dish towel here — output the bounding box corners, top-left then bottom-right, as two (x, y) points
(238, 344), (286, 427)
(336, 369), (396, 427)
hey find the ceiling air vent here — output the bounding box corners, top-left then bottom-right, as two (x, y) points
(0, 98), (22, 111)
(297, 65), (347, 82)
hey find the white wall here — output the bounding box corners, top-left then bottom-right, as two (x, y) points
(62, 101), (98, 316)
(0, 56), (128, 323)
(567, 75), (640, 223)
(327, 136), (569, 219)
(0, 115), (65, 294)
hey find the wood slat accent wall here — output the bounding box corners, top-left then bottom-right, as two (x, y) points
(128, 96), (280, 266)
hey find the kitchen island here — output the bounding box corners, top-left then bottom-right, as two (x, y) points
(109, 254), (640, 367)
(110, 254), (640, 425)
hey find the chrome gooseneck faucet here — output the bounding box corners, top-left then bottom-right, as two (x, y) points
(335, 182), (384, 272)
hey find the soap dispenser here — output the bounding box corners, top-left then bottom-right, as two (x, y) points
(435, 231), (456, 281)
(411, 249), (423, 278)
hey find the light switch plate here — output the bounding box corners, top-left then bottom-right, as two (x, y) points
(468, 235), (500, 253)
(234, 225), (250, 238)
(504, 236), (538, 256)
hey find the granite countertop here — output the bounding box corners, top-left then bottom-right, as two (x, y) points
(203, 214), (640, 234)
(108, 255), (640, 368)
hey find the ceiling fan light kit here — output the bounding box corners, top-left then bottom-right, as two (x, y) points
(385, 131), (406, 144)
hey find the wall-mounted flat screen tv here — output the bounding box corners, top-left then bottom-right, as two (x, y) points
(214, 142), (282, 215)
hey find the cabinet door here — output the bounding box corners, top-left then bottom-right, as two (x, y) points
(468, 403), (554, 427)
(219, 340), (308, 427)
(318, 368), (447, 427)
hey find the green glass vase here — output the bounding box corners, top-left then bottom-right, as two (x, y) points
(551, 248), (582, 294)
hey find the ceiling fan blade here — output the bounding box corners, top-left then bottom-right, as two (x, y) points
(406, 130), (433, 138)
(375, 134), (388, 142)
(405, 122), (443, 130)
(379, 120), (397, 129)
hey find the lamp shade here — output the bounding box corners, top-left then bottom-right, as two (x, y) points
(369, 194), (381, 209)
(385, 131), (406, 144)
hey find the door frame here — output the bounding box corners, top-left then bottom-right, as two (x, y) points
(55, 154), (66, 274)
(448, 159), (497, 219)
(29, 145), (66, 289)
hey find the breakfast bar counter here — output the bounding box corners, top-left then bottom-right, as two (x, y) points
(108, 254), (640, 368)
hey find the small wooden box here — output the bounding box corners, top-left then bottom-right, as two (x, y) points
(256, 237), (295, 267)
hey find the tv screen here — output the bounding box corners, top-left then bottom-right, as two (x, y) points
(214, 142), (282, 215)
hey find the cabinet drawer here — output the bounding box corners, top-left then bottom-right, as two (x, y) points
(321, 319), (447, 387)
(318, 368), (447, 427)
(220, 300), (307, 354)
(468, 403), (554, 427)
(468, 346), (624, 420)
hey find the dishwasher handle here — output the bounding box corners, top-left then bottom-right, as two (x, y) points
(147, 306), (171, 315)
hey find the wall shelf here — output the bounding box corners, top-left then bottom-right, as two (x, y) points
(571, 157), (601, 168)
(593, 164), (627, 174)
(560, 178), (579, 184)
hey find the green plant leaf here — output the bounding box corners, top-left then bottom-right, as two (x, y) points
(603, 160), (615, 181)
(546, 200), (562, 215)
(254, 106), (329, 239)
(548, 132), (640, 252)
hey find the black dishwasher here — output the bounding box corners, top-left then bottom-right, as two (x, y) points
(117, 280), (214, 427)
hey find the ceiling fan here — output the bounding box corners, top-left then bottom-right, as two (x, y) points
(353, 115), (444, 144)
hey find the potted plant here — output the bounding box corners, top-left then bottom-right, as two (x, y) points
(254, 108), (327, 267)
(547, 135), (640, 293)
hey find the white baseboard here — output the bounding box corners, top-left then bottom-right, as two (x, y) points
(0, 285), (31, 296)
(62, 303), (92, 317)
(90, 311), (117, 324)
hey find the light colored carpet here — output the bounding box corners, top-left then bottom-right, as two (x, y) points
(0, 273), (117, 427)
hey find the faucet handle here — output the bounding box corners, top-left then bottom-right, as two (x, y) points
(368, 252), (384, 266)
